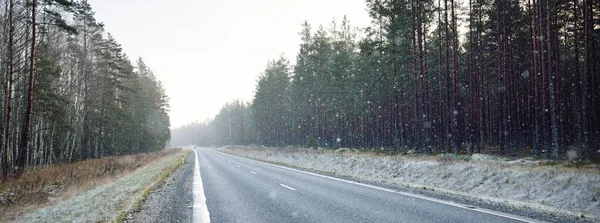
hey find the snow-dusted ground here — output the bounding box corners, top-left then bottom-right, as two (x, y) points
(222, 146), (600, 219)
(16, 153), (181, 223)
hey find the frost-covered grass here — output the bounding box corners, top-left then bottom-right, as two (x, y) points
(116, 150), (191, 223)
(222, 146), (600, 219)
(14, 150), (184, 223)
(1, 150), (182, 221)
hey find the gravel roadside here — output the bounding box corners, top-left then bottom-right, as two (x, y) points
(126, 153), (195, 223)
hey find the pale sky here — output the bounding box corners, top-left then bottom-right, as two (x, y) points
(87, 0), (372, 128)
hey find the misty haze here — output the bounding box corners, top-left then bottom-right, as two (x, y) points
(0, 0), (599, 222)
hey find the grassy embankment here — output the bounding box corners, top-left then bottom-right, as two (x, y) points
(0, 148), (190, 222)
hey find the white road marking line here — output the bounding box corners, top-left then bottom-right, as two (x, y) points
(192, 149), (210, 223)
(250, 171), (257, 175)
(216, 151), (541, 223)
(280, 184), (296, 191)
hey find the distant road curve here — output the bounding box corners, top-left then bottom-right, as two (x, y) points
(192, 147), (541, 223)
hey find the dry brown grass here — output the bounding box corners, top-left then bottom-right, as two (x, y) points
(0, 148), (181, 220)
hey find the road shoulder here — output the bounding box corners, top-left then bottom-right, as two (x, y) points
(126, 152), (195, 223)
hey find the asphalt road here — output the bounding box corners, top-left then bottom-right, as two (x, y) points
(192, 147), (539, 223)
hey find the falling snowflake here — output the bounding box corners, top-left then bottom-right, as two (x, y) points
(423, 121), (432, 128)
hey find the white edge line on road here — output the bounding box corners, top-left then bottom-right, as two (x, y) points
(250, 171), (257, 175)
(280, 184), (296, 191)
(192, 149), (211, 223)
(215, 151), (542, 223)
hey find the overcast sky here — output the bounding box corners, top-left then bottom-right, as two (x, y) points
(87, 0), (372, 128)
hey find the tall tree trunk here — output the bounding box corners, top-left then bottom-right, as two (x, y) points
(477, 0), (484, 153)
(420, 5), (429, 153)
(450, 0), (460, 153)
(538, 0), (548, 157)
(17, 0), (37, 173)
(444, 0), (452, 153)
(411, 0), (421, 150)
(2, 0), (15, 180)
(467, 0), (474, 152)
(529, 0), (541, 156)
(437, 0), (444, 151)
(572, 0), (583, 157)
(546, 0), (560, 159)
(581, 0), (592, 160)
